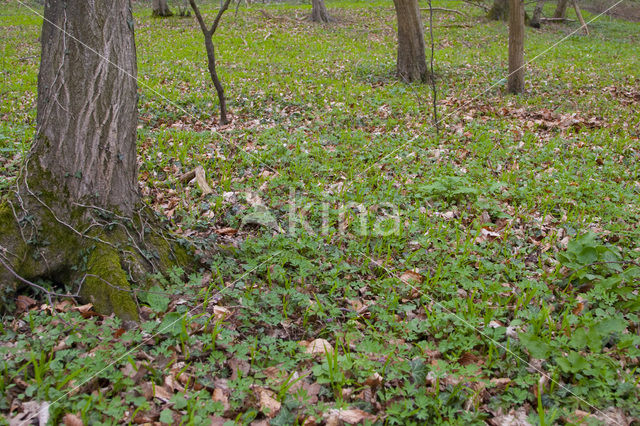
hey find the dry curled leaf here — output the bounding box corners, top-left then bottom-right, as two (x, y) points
(364, 372), (383, 388)
(62, 413), (83, 426)
(301, 338), (333, 356)
(323, 408), (376, 425)
(255, 387), (281, 418)
(214, 227), (238, 235)
(16, 295), (37, 313)
(400, 270), (423, 284)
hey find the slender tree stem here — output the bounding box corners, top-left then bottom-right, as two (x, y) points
(189, 0), (232, 124)
(427, 0), (438, 135)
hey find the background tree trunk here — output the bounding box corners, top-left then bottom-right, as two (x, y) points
(554, 0), (569, 18)
(530, 0), (546, 27)
(487, 0), (509, 20)
(572, 0), (589, 34)
(32, 0), (139, 215)
(393, 0), (429, 83)
(508, 0), (525, 93)
(487, 0), (532, 24)
(311, 0), (332, 23)
(153, 0), (174, 17)
(189, 0), (231, 125)
(178, 0), (191, 16)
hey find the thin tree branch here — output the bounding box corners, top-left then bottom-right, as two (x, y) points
(188, 0), (210, 36)
(211, 0), (233, 34)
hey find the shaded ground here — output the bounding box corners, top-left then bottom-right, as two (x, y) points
(582, 0), (640, 21)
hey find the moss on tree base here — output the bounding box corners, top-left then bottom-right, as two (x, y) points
(81, 244), (139, 321)
(0, 193), (195, 319)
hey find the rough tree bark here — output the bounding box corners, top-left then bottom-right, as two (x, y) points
(189, 0), (231, 125)
(393, 0), (429, 83)
(530, 0), (546, 28)
(0, 0), (189, 318)
(153, 0), (174, 17)
(508, 0), (525, 93)
(487, 0), (532, 24)
(311, 0), (332, 23)
(554, 0), (569, 18)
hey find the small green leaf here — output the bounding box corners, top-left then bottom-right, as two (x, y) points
(159, 409), (173, 423)
(569, 327), (587, 350)
(147, 286), (170, 313)
(519, 331), (551, 359)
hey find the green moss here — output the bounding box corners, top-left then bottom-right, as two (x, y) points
(80, 244), (139, 322)
(149, 233), (193, 272)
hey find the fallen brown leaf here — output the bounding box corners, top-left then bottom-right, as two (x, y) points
(62, 413), (83, 426)
(255, 387), (281, 418)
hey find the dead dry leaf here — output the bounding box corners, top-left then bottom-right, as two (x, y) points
(62, 413), (83, 426)
(214, 227), (238, 236)
(301, 338), (333, 356)
(10, 401), (50, 426)
(488, 407), (532, 426)
(323, 408), (376, 425)
(255, 387), (281, 417)
(400, 270), (423, 284)
(16, 295), (37, 313)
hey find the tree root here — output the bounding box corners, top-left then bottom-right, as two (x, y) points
(0, 193), (194, 320)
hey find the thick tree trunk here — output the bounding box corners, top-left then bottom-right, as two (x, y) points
(33, 0), (139, 216)
(311, 0), (332, 23)
(393, 0), (429, 83)
(508, 0), (525, 94)
(530, 0), (546, 27)
(152, 0), (174, 17)
(554, 0), (569, 18)
(0, 0), (191, 319)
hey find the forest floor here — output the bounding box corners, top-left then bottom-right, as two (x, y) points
(582, 0), (640, 22)
(1, 0), (640, 425)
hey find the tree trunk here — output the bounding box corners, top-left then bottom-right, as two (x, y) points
(554, 0), (569, 18)
(203, 37), (229, 125)
(178, 0), (191, 16)
(508, 0), (525, 94)
(189, 0), (231, 125)
(311, 0), (332, 23)
(487, 0), (509, 20)
(572, 0), (589, 34)
(152, 0), (174, 17)
(33, 0), (139, 216)
(530, 0), (546, 28)
(0, 0), (191, 319)
(393, 0), (429, 83)
(487, 0), (532, 24)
